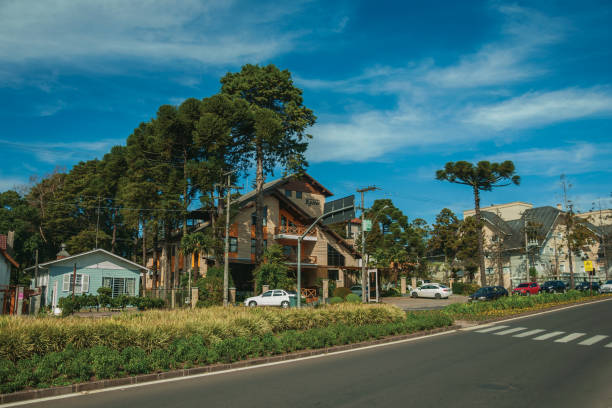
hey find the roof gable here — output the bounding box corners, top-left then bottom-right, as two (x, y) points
(28, 249), (148, 272)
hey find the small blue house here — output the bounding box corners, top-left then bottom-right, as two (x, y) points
(28, 246), (148, 309)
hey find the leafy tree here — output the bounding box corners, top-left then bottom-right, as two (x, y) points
(436, 161), (520, 287)
(221, 64), (316, 264)
(427, 208), (460, 265)
(363, 199), (429, 280)
(455, 216), (480, 281)
(561, 207), (596, 289)
(0, 190), (40, 269)
(253, 245), (292, 293)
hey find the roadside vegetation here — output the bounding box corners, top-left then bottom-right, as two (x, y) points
(444, 290), (611, 320)
(0, 304), (452, 394)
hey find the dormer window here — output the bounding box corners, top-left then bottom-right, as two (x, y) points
(296, 191), (302, 199)
(285, 189), (292, 197)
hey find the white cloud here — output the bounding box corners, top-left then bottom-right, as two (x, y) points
(0, 139), (124, 165)
(485, 143), (612, 176)
(466, 88), (612, 130)
(0, 0), (301, 68)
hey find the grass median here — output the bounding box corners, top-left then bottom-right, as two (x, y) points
(0, 304), (453, 394)
(443, 290), (611, 321)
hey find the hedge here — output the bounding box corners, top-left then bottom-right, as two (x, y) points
(0, 310), (452, 394)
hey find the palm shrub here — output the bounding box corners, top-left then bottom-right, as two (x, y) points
(345, 294), (361, 303)
(253, 245), (292, 293)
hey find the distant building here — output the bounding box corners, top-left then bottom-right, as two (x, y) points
(0, 234), (19, 311)
(432, 202), (610, 288)
(27, 246), (148, 309)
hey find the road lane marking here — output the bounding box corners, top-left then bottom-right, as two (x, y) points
(554, 333), (586, 343)
(605, 342), (612, 348)
(578, 335), (609, 346)
(513, 329), (545, 338)
(494, 327), (527, 336)
(533, 331), (565, 340)
(475, 325), (509, 333)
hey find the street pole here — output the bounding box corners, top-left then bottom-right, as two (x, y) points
(598, 199), (608, 281)
(220, 170), (242, 307)
(357, 186), (378, 303)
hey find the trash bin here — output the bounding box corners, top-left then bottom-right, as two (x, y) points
(289, 295), (297, 308)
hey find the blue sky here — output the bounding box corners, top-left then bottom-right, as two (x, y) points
(1, 0), (611, 222)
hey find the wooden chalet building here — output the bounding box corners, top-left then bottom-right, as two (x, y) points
(144, 174), (361, 294)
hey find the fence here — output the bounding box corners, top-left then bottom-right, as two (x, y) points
(144, 288), (191, 308)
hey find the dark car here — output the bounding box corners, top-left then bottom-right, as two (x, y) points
(468, 286), (508, 302)
(539, 280), (567, 294)
(575, 281), (601, 292)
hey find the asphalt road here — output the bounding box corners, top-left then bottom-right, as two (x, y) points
(18, 299), (612, 408)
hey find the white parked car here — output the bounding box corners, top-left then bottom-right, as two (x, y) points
(245, 290), (291, 308)
(601, 280), (612, 294)
(411, 283), (452, 299)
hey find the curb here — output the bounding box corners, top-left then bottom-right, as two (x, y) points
(0, 325), (458, 405)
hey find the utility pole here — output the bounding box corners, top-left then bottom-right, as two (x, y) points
(95, 196), (101, 249)
(217, 171), (242, 307)
(597, 199), (608, 281)
(357, 186), (379, 303)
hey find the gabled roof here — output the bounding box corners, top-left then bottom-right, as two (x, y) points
(234, 172), (333, 207)
(24, 248), (149, 272)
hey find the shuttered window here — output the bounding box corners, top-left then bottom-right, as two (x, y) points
(62, 273), (89, 293)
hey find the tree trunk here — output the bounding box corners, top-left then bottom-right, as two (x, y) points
(141, 218), (147, 267)
(173, 244), (180, 288)
(255, 145), (265, 265)
(497, 241), (504, 287)
(152, 228), (158, 289)
(473, 186), (487, 288)
(111, 209), (118, 253)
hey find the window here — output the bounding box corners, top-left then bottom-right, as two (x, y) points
(560, 264), (565, 273)
(327, 244), (345, 267)
(251, 239), (267, 253)
(486, 267), (494, 275)
(251, 207), (268, 226)
(262, 291), (272, 297)
(296, 191), (302, 199)
(283, 245), (294, 257)
(273, 290), (283, 296)
(229, 237), (238, 252)
(285, 189), (292, 197)
(328, 269), (339, 281)
(101, 277), (135, 298)
(62, 273), (89, 294)
(503, 267), (510, 275)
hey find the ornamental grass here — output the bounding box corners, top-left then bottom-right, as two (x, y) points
(444, 290), (611, 321)
(0, 303), (405, 362)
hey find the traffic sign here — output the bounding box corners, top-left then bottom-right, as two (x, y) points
(584, 260), (593, 272)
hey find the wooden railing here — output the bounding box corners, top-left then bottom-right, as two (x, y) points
(301, 288), (317, 302)
(274, 225), (316, 237)
(286, 255), (317, 264)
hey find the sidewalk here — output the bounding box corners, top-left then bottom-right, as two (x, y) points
(382, 295), (469, 311)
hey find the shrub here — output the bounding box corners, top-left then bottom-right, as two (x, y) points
(58, 297), (79, 317)
(451, 282), (480, 295)
(332, 287), (352, 299)
(122, 347), (151, 375)
(328, 297), (344, 305)
(345, 294), (361, 303)
(90, 346), (123, 379)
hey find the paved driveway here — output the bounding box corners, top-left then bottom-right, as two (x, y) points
(382, 294), (469, 310)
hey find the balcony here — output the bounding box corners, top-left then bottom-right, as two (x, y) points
(286, 254), (318, 265)
(274, 225), (317, 241)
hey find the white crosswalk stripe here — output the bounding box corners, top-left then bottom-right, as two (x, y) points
(475, 325), (509, 333)
(578, 335), (609, 346)
(533, 331), (565, 341)
(605, 342), (612, 348)
(494, 327), (527, 336)
(554, 333), (586, 343)
(513, 329), (545, 338)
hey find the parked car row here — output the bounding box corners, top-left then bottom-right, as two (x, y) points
(411, 283), (452, 299)
(468, 286), (508, 301)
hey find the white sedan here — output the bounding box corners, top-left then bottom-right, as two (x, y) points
(245, 290), (291, 308)
(601, 280), (612, 294)
(411, 283), (452, 299)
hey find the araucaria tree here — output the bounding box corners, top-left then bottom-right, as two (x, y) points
(220, 64), (316, 264)
(436, 161), (520, 287)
